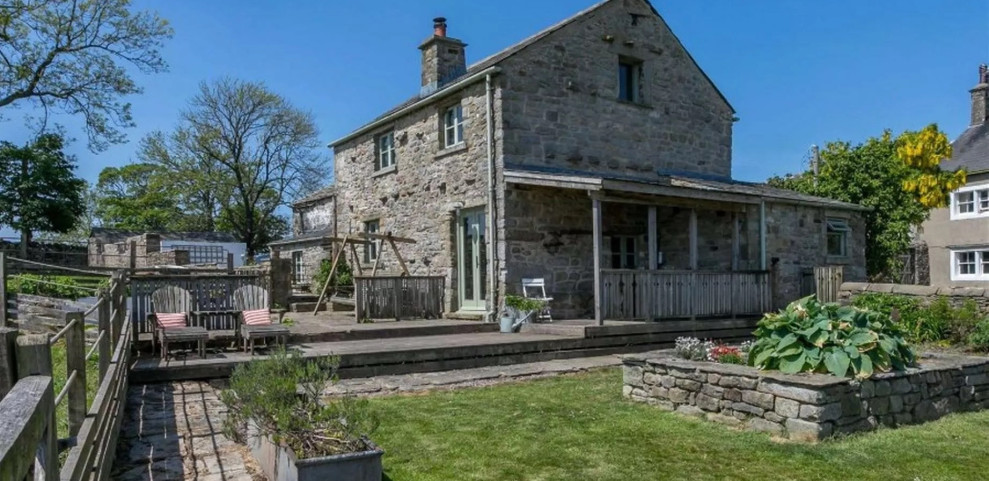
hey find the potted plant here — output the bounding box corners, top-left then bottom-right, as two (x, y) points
(221, 349), (381, 481)
(501, 295), (546, 333)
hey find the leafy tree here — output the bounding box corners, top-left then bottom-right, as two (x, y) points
(93, 162), (185, 231)
(0, 133), (86, 256)
(153, 78), (325, 255)
(768, 124), (964, 280)
(0, 0), (173, 151)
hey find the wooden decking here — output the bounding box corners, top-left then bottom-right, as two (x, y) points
(129, 317), (759, 383)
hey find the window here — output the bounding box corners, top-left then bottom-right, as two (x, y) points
(168, 244), (227, 265)
(950, 249), (989, 280)
(363, 220), (380, 263)
(292, 251), (304, 284)
(826, 218), (850, 258)
(951, 187), (989, 219)
(375, 132), (395, 171)
(618, 58), (642, 102)
(610, 236), (636, 269)
(443, 104), (464, 148)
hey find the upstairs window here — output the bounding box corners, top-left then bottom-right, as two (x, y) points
(826, 218), (850, 258)
(951, 187), (989, 219)
(364, 219), (380, 263)
(443, 104), (464, 148)
(618, 58), (642, 103)
(375, 132), (395, 171)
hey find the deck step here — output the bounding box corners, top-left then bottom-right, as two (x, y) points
(287, 320), (498, 344)
(129, 320), (756, 384)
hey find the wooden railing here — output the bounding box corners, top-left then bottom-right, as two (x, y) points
(601, 269), (772, 320)
(0, 266), (130, 481)
(354, 276), (445, 321)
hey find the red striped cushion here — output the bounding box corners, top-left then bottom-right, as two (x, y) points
(156, 312), (186, 330)
(242, 309), (271, 326)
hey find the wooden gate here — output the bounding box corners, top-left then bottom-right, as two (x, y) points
(813, 266), (843, 303)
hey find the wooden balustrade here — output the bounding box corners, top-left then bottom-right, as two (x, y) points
(354, 276), (445, 321)
(601, 269), (772, 321)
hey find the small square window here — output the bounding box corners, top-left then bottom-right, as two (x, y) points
(618, 58), (642, 102)
(979, 190), (989, 212)
(826, 218), (850, 257)
(957, 191), (975, 214)
(375, 132), (395, 171)
(957, 251), (977, 275)
(364, 220), (380, 263)
(443, 104), (464, 148)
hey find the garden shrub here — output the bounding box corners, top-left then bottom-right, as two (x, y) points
(968, 320), (989, 352)
(852, 292), (983, 345)
(748, 296), (915, 379)
(312, 257), (353, 291)
(220, 348), (378, 458)
(6, 274), (95, 300)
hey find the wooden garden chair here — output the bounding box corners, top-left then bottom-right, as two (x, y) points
(522, 278), (553, 322)
(151, 286), (209, 359)
(233, 285), (290, 354)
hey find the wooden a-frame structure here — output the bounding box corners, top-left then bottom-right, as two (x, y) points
(311, 232), (416, 314)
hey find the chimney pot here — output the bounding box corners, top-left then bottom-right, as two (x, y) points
(980, 64), (988, 84)
(433, 17), (447, 37)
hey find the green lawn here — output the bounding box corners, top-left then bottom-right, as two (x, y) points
(369, 368), (989, 481)
(51, 338), (100, 441)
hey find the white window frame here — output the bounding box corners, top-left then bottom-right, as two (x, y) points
(950, 184), (989, 220)
(950, 248), (989, 281)
(825, 218), (850, 258)
(363, 220), (380, 263)
(376, 132), (395, 171)
(443, 104), (464, 148)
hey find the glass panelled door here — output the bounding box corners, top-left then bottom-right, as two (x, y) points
(458, 208), (487, 310)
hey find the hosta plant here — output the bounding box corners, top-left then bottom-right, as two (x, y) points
(748, 296), (916, 379)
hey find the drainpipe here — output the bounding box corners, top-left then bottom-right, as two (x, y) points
(485, 73), (498, 323)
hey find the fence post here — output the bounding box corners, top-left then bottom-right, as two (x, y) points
(0, 252), (6, 327)
(98, 291), (111, 379)
(0, 327), (17, 399)
(129, 240), (137, 270)
(64, 311), (86, 437)
(15, 333), (57, 480)
(111, 272), (124, 349)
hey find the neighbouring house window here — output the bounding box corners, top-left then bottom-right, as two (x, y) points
(826, 218), (850, 257)
(618, 58), (642, 103)
(610, 236), (636, 269)
(375, 132), (395, 171)
(443, 104), (464, 148)
(952, 250), (984, 280)
(951, 187), (989, 219)
(292, 251), (304, 284)
(364, 220), (380, 263)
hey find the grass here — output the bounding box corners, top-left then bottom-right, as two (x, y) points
(51, 338), (101, 441)
(368, 368), (989, 481)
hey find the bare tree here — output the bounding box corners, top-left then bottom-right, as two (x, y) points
(0, 0), (172, 151)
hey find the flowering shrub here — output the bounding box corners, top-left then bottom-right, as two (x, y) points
(708, 344), (744, 364)
(674, 337), (714, 361)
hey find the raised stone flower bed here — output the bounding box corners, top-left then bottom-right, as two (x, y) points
(623, 350), (989, 441)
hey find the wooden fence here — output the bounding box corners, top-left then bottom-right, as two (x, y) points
(813, 266), (844, 303)
(0, 270), (130, 481)
(354, 276), (445, 320)
(601, 270), (772, 320)
(129, 273), (269, 335)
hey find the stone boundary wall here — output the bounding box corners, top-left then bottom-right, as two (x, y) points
(622, 350), (989, 441)
(839, 282), (989, 311)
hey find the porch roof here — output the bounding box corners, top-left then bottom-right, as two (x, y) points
(503, 166), (869, 211)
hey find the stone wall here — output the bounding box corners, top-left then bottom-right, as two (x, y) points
(89, 234), (191, 268)
(839, 282), (989, 312)
(623, 350), (989, 441)
(498, 0), (734, 179)
(333, 81), (498, 313)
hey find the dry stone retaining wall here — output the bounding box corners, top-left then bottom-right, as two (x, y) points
(840, 282), (989, 312)
(623, 350), (989, 441)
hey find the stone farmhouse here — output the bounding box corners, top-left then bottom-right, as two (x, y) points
(271, 0), (867, 321)
(919, 65), (989, 287)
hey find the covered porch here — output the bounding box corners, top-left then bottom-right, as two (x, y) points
(505, 169), (776, 324)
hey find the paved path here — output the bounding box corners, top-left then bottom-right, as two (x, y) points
(112, 381), (265, 481)
(113, 356), (621, 480)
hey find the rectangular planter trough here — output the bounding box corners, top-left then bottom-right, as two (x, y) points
(248, 425), (383, 481)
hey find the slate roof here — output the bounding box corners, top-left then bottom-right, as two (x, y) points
(941, 123), (989, 174)
(89, 228), (241, 244)
(330, 0), (733, 147)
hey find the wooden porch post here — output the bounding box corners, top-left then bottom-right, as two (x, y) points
(592, 197), (603, 325)
(688, 209), (698, 270)
(647, 206), (657, 270)
(730, 212), (739, 272)
(759, 200), (767, 270)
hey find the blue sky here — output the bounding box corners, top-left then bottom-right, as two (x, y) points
(3, 0), (988, 200)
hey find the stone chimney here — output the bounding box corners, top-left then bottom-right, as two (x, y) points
(970, 64), (989, 126)
(419, 17), (467, 95)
